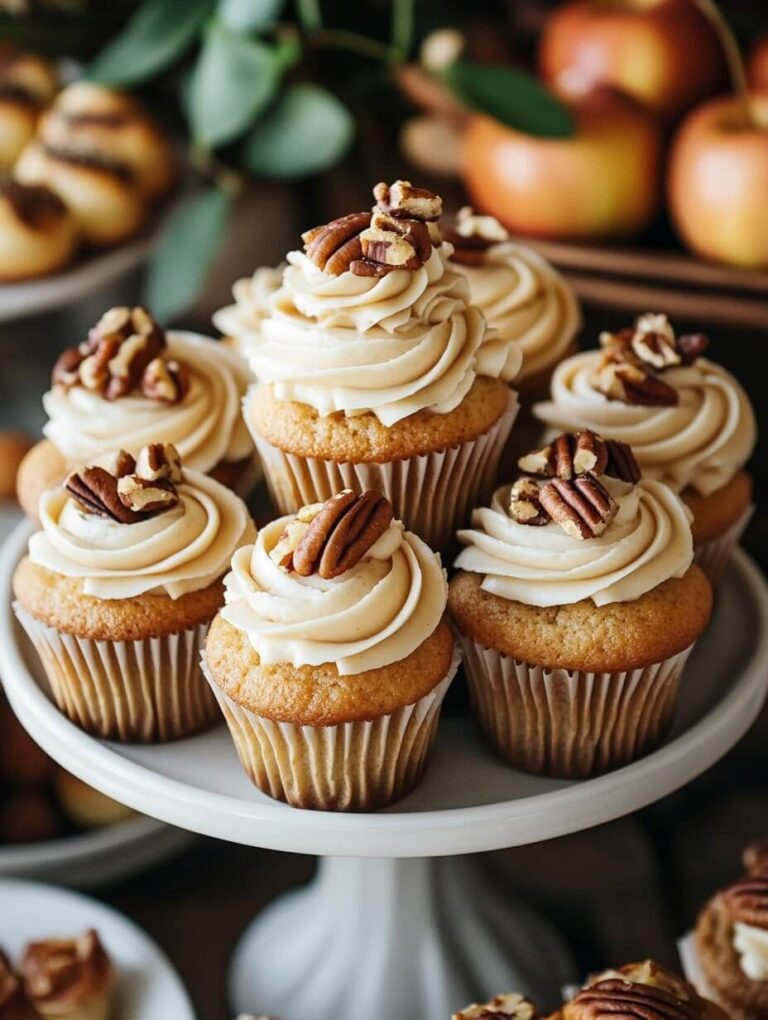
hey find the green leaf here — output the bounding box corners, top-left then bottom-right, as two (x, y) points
(188, 21), (280, 148)
(88, 0), (214, 88)
(445, 60), (576, 139)
(242, 83), (354, 179)
(145, 188), (233, 325)
(217, 0), (284, 32)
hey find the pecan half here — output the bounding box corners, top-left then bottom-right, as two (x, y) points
(721, 875), (768, 928)
(302, 211), (372, 276)
(593, 357), (679, 407)
(605, 439), (641, 484)
(539, 475), (617, 540)
(453, 992), (537, 1020)
(141, 357), (190, 404)
(519, 431), (609, 480)
(508, 478), (549, 526)
(291, 490), (394, 579)
(570, 979), (699, 1020)
(66, 466), (143, 523)
(676, 332), (709, 365)
(373, 179), (442, 221)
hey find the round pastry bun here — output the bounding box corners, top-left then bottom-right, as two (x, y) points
(0, 176), (78, 280)
(53, 768), (134, 829)
(0, 49), (59, 168)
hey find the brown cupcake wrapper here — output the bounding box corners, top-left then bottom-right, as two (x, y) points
(458, 633), (696, 779)
(201, 648), (461, 811)
(249, 393), (519, 553)
(14, 603), (218, 743)
(694, 503), (754, 588)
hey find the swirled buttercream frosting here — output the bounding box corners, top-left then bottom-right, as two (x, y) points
(455, 478), (693, 607)
(534, 352), (755, 496)
(248, 244), (522, 427)
(221, 515), (447, 675)
(29, 468), (254, 599)
(213, 265), (283, 358)
(458, 242), (581, 382)
(43, 331), (253, 470)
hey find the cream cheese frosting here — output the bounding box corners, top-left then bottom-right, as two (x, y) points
(213, 265), (283, 358)
(221, 515), (447, 674)
(458, 242), (581, 383)
(733, 922), (768, 982)
(247, 244), (522, 427)
(455, 478), (693, 607)
(43, 331), (253, 470)
(29, 469), (254, 599)
(534, 352), (755, 497)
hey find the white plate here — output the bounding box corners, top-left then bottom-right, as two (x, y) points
(0, 878), (195, 1018)
(2, 519), (767, 858)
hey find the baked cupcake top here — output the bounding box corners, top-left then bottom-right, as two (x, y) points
(559, 960), (724, 1019)
(222, 488), (447, 675)
(28, 444), (254, 600)
(213, 264), (284, 358)
(248, 180), (522, 427)
(455, 430), (693, 607)
(444, 207), (581, 384)
(453, 992), (537, 1019)
(43, 306), (253, 471)
(534, 313), (755, 497)
(22, 930), (111, 1012)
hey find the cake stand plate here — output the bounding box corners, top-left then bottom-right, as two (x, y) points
(2, 522), (767, 1020)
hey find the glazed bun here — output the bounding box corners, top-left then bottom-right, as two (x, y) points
(0, 176), (78, 280)
(37, 82), (175, 199)
(15, 140), (145, 246)
(0, 49), (59, 169)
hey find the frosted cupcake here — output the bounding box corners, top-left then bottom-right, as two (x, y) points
(17, 305), (257, 520)
(449, 430), (712, 778)
(13, 443), (254, 742)
(204, 489), (458, 811)
(444, 207), (581, 399)
(213, 263), (283, 362)
(694, 838), (768, 1018)
(243, 180), (522, 552)
(534, 313), (756, 584)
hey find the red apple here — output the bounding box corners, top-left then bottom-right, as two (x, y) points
(668, 92), (768, 268)
(461, 88), (663, 240)
(539, 0), (726, 121)
(748, 35), (768, 92)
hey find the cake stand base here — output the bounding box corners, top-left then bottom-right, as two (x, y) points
(230, 855), (574, 1020)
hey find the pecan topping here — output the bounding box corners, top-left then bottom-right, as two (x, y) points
(593, 357), (679, 407)
(453, 992), (537, 1020)
(373, 179), (442, 222)
(284, 490), (394, 579)
(135, 442), (183, 484)
(445, 206), (509, 266)
(269, 502), (325, 570)
(351, 180), (443, 277)
(141, 357), (190, 404)
(539, 475), (618, 540)
(116, 475), (178, 514)
(65, 444), (182, 523)
(519, 431), (609, 480)
(302, 211), (372, 276)
(605, 439), (641, 484)
(598, 314), (708, 385)
(676, 333), (709, 365)
(0, 952), (39, 1020)
(508, 478), (549, 526)
(744, 838), (768, 877)
(721, 875), (768, 928)
(569, 979), (700, 1020)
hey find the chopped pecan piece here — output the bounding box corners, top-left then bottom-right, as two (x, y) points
(141, 357), (190, 404)
(291, 489), (394, 579)
(539, 475), (618, 540)
(518, 431), (609, 480)
(373, 179), (442, 221)
(676, 332), (709, 365)
(116, 475), (178, 514)
(66, 466), (143, 523)
(631, 324), (681, 370)
(302, 211), (372, 276)
(359, 210), (432, 272)
(593, 357), (679, 407)
(445, 206), (508, 265)
(508, 478), (549, 526)
(66, 444), (182, 522)
(453, 991), (537, 1020)
(135, 442), (183, 484)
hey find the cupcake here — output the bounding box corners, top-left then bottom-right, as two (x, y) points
(0, 48), (58, 169)
(22, 930), (112, 1020)
(0, 951), (41, 1020)
(534, 313), (756, 584)
(694, 838), (768, 1017)
(13, 443), (254, 742)
(213, 263), (284, 362)
(243, 179), (522, 552)
(0, 177), (78, 281)
(548, 960), (727, 1020)
(444, 207), (581, 399)
(204, 488), (458, 811)
(454, 993), (537, 1019)
(449, 430), (712, 778)
(16, 305), (257, 520)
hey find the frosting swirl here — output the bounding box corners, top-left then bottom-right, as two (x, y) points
(43, 331), (253, 471)
(222, 516), (447, 674)
(29, 469), (254, 599)
(213, 265), (283, 359)
(248, 245), (521, 427)
(534, 352), (755, 496)
(455, 478), (693, 607)
(459, 242), (580, 382)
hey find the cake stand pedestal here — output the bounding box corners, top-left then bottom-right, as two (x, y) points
(2, 523), (767, 1020)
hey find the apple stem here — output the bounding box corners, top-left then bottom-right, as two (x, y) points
(692, 0), (758, 127)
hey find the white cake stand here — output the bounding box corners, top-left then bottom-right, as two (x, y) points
(2, 522), (767, 1020)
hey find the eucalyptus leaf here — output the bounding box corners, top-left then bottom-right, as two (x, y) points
(88, 0), (214, 87)
(145, 188), (233, 325)
(218, 0), (284, 32)
(189, 21), (280, 148)
(445, 60), (575, 139)
(242, 83), (353, 179)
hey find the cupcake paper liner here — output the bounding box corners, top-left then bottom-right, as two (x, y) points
(458, 634), (695, 779)
(694, 503), (754, 589)
(250, 393), (519, 553)
(202, 647), (461, 812)
(14, 603), (218, 743)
